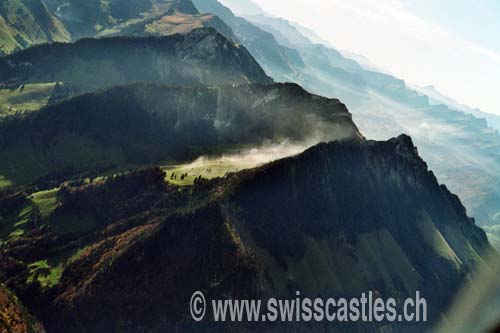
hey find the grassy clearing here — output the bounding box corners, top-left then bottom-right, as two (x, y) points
(27, 260), (63, 288)
(8, 229), (24, 238)
(0, 83), (57, 116)
(163, 143), (307, 186)
(0, 189), (59, 242)
(29, 188), (98, 234)
(163, 158), (257, 186)
(30, 188), (59, 218)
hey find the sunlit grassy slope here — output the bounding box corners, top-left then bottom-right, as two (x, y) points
(0, 0), (70, 55)
(30, 188), (59, 218)
(0, 188), (59, 241)
(0, 186), (95, 288)
(0, 83), (57, 116)
(164, 159), (256, 186)
(164, 144), (307, 186)
(27, 260), (63, 288)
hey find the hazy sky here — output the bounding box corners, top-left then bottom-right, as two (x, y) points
(228, 0), (500, 115)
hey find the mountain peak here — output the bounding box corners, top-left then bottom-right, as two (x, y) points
(390, 134), (421, 160)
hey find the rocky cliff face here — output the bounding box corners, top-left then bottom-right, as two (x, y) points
(0, 137), (491, 333)
(0, 82), (360, 186)
(0, 28), (272, 92)
(226, 136), (490, 307)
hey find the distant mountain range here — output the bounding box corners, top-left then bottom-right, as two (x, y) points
(413, 84), (500, 132)
(0, 0), (498, 332)
(219, 0), (267, 16)
(195, 0), (500, 229)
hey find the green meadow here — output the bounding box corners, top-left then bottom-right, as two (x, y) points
(0, 83), (57, 116)
(163, 157), (257, 186)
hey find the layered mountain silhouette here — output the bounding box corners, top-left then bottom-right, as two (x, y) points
(0, 1), (497, 332)
(192, 0), (305, 80)
(414, 84), (500, 132)
(204, 0), (500, 229)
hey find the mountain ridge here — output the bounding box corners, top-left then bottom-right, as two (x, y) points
(0, 82), (360, 187)
(0, 28), (272, 93)
(0, 135), (491, 332)
(208, 0), (500, 227)
(192, 0), (305, 80)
